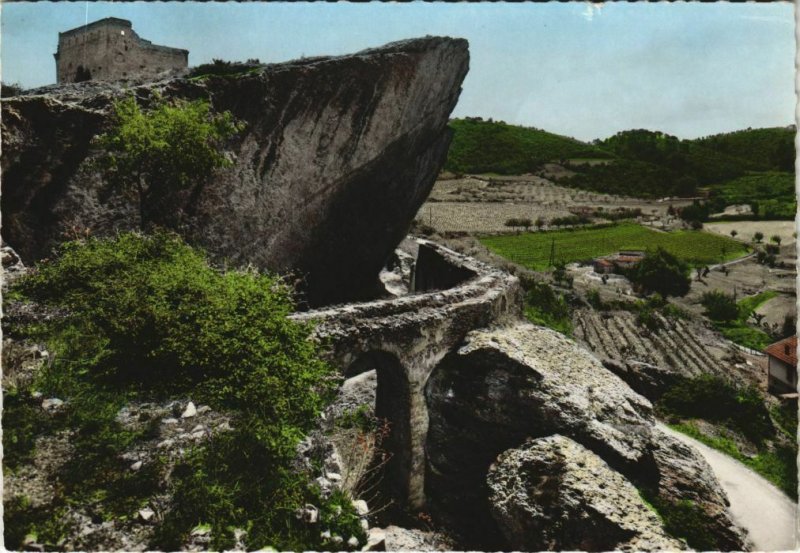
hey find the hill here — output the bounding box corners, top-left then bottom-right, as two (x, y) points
(562, 128), (794, 202)
(709, 172), (795, 219)
(443, 117), (611, 175)
(690, 127), (795, 173)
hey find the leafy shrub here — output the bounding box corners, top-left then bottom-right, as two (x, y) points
(700, 291), (739, 322)
(627, 247), (691, 298)
(188, 58), (263, 78)
(1, 81), (24, 97)
(658, 375), (773, 445)
(10, 232), (344, 549)
(505, 217), (532, 230)
(523, 279), (572, 335)
(636, 306), (663, 332)
(96, 95), (243, 229)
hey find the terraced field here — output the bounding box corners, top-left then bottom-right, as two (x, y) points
(480, 223), (749, 270)
(572, 308), (757, 384)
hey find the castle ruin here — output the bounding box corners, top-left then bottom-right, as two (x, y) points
(54, 18), (188, 84)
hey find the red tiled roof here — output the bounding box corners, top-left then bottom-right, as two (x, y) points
(764, 336), (797, 367)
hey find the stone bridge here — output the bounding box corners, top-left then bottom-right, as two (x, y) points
(291, 239), (522, 509)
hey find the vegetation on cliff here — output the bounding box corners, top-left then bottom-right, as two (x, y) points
(3, 233), (362, 550)
(96, 95), (244, 230)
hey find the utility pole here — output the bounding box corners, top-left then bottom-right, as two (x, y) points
(549, 238), (556, 267)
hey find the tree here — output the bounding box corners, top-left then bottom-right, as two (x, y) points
(97, 94), (244, 230)
(730, 230), (738, 239)
(700, 290), (739, 322)
(771, 235), (782, 246)
(782, 314), (796, 338)
(535, 217), (545, 230)
(628, 247), (691, 298)
(753, 231), (764, 243)
(505, 217), (532, 231)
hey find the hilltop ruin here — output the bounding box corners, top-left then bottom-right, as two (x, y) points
(54, 18), (188, 84)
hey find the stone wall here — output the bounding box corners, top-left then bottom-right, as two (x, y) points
(290, 239), (523, 508)
(54, 18), (187, 84)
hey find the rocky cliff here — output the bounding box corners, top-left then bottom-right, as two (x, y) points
(1, 37), (468, 306)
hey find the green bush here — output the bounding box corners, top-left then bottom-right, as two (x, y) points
(700, 291), (739, 322)
(523, 279), (572, 335)
(188, 58), (262, 79)
(8, 232), (345, 550)
(628, 247), (691, 298)
(658, 375), (773, 445)
(97, 95), (243, 229)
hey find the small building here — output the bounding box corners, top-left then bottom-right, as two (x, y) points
(54, 18), (188, 84)
(765, 336), (797, 395)
(593, 258), (614, 274)
(592, 251), (645, 275)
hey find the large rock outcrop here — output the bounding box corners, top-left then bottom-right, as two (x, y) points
(424, 322), (749, 550)
(486, 435), (686, 552)
(1, 37), (469, 306)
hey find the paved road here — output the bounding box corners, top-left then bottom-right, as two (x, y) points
(660, 424), (797, 552)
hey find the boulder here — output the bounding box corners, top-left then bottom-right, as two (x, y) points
(601, 357), (685, 401)
(486, 435), (686, 551)
(425, 322), (748, 550)
(1, 37), (469, 306)
(645, 426), (751, 551)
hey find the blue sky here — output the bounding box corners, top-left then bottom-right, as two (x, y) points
(2, 2), (795, 141)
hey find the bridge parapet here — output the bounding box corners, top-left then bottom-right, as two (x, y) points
(290, 238), (522, 508)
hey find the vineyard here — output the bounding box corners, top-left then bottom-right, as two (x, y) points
(479, 223), (749, 270)
(572, 308), (756, 385)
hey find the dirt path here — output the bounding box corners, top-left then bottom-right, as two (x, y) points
(659, 424), (797, 551)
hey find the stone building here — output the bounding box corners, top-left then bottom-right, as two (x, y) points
(54, 17), (188, 84)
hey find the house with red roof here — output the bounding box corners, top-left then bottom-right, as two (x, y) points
(765, 335), (797, 395)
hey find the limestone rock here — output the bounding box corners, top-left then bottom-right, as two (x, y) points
(647, 427), (751, 551)
(487, 435), (686, 552)
(601, 357), (684, 401)
(379, 525), (454, 551)
(2, 37), (469, 306)
(180, 401), (196, 418)
(425, 322), (747, 550)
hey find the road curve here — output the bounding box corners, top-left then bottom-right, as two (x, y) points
(659, 424), (797, 552)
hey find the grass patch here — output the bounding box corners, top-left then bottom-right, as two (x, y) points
(480, 222), (748, 271)
(711, 291), (778, 350)
(669, 422), (797, 500)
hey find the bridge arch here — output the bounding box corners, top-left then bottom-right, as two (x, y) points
(344, 351), (412, 505)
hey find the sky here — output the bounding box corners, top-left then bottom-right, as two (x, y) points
(1, 2), (795, 142)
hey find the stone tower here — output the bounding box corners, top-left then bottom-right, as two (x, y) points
(54, 18), (188, 84)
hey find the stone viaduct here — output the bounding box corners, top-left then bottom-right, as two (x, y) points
(291, 239), (522, 509)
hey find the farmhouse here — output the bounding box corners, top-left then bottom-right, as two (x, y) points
(54, 18), (188, 84)
(592, 250), (645, 275)
(764, 335), (797, 395)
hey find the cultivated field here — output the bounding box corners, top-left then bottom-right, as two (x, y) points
(704, 221), (797, 246)
(479, 223), (749, 270)
(415, 175), (693, 234)
(572, 308), (761, 387)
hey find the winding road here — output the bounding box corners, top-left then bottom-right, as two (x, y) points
(659, 425), (797, 552)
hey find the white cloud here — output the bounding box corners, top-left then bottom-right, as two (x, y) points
(581, 3), (604, 22)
